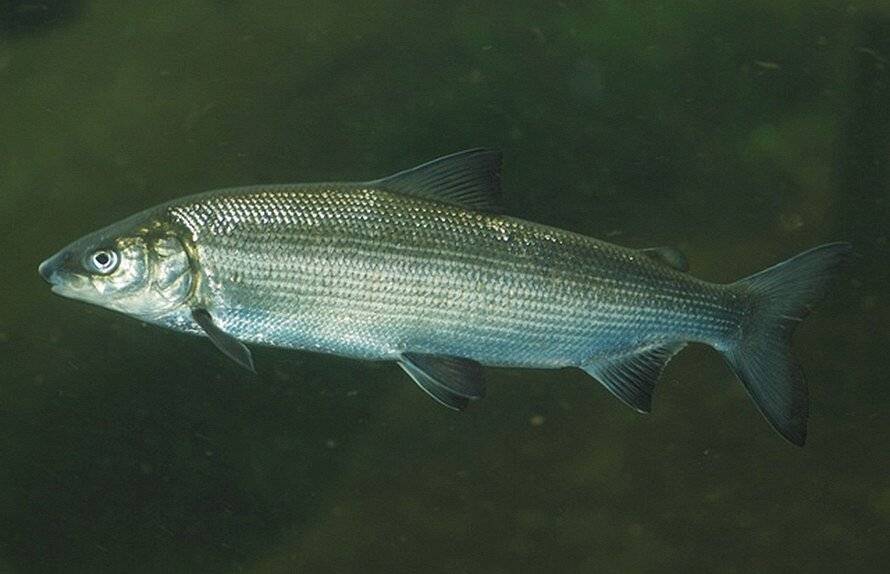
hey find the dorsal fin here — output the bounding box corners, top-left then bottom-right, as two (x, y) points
(640, 246), (689, 272)
(373, 149), (502, 212)
(581, 343), (686, 413)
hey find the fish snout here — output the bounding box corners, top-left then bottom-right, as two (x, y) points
(38, 250), (71, 284)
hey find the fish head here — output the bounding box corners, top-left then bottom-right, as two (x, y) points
(39, 215), (194, 320)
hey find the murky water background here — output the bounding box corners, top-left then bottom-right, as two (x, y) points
(1, 1), (888, 572)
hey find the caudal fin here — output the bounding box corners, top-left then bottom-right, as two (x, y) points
(724, 242), (851, 446)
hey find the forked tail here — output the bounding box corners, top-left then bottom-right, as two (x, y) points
(724, 242), (852, 446)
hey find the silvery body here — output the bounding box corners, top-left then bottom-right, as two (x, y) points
(39, 150), (850, 445)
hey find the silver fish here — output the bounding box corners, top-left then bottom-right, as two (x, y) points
(38, 150), (850, 445)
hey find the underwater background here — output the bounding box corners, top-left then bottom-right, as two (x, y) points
(1, 1), (888, 572)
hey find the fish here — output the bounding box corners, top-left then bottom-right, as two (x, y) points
(38, 149), (851, 445)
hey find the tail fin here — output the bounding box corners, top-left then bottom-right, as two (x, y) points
(724, 242), (852, 446)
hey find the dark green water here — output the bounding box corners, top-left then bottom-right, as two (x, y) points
(1, 1), (888, 572)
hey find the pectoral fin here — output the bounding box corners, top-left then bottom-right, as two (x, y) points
(191, 308), (256, 373)
(398, 353), (485, 410)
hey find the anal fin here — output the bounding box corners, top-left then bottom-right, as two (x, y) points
(398, 353), (485, 411)
(581, 342), (686, 413)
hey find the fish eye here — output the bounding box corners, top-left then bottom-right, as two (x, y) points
(88, 249), (119, 274)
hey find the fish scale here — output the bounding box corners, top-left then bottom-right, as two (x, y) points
(167, 183), (738, 367)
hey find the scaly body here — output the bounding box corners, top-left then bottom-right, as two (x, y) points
(163, 184), (738, 366)
(39, 149), (850, 445)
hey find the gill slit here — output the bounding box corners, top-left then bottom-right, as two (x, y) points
(176, 232), (207, 311)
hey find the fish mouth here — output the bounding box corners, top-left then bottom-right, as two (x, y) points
(46, 276), (92, 301)
(38, 251), (87, 295)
